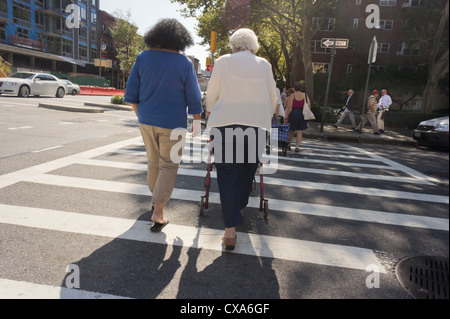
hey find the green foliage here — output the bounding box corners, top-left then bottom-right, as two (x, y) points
(109, 10), (145, 78)
(111, 95), (125, 105)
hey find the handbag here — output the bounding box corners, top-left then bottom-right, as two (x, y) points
(303, 94), (315, 121)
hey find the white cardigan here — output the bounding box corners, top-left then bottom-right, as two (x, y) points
(206, 51), (278, 130)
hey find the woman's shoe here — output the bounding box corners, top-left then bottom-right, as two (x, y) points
(295, 147), (300, 153)
(222, 236), (237, 251)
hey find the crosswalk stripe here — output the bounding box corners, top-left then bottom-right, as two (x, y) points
(0, 279), (130, 299)
(20, 174), (449, 231)
(78, 158), (449, 204)
(0, 204), (386, 272)
(110, 148), (434, 185)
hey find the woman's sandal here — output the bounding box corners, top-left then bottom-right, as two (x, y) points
(222, 236), (237, 251)
(150, 220), (169, 233)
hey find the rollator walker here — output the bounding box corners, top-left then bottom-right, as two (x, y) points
(199, 137), (269, 220)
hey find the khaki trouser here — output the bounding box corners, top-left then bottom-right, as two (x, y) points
(139, 123), (186, 205)
(377, 110), (387, 131)
(358, 111), (379, 133)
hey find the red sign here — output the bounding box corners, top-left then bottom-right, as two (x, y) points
(207, 64), (214, 72)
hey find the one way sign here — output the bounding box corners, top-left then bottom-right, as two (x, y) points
(321, 38), (349, 49)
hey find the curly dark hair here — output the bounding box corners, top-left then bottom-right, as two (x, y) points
(144, 18), (194, 52)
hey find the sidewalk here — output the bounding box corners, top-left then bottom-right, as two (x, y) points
(303, 122), (416, 147)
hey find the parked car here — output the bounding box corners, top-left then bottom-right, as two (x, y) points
(0, 72), (66, 98)
(413, 116), (449, 149)
(64, 80), (81, 95)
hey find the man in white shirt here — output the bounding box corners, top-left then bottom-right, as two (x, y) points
(377, 89), (392, 133)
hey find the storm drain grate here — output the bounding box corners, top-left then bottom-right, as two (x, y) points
(396, 256), (449, 299)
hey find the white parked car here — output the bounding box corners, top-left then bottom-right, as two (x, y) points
(64, 80), (81, 95)
(0, 72), (66, 98)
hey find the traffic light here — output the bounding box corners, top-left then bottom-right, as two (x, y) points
(206, 57), (211, 66)
(211, 31), (217, 53)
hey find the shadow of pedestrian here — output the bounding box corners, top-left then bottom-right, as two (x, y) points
(176, 221), (280, 299)
(60, 212), (183, 299)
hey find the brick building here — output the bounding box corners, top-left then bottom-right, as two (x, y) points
(308, 0), (444, 85)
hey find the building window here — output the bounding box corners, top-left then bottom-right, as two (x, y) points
(312, 17), (335, 31)
(13, 1), (31, 26)
(378, 43), (390, 53)
(380, 0), (397, 6)
(378, 20), (394, 30)
(353, 18), (359, 28)
(404, 0), (422, 7)
(313, 63), (329, 74)
(311, 40), (331, 54)
(347, 64), (353, 73)
(396, 42), (420, 56)
(79, 44), (88, 59)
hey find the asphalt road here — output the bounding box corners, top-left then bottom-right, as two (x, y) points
(0, 95), (448, 304)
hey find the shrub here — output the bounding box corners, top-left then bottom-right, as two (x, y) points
(111, 95), (125, 105)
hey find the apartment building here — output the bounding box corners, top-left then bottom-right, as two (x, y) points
(308, 0), (444, 84)
(0, 0), (100, 74)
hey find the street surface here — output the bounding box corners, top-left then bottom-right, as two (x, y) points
(0, 95), (448, 301)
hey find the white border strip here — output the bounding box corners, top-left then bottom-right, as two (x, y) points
(0, 204), (386, 272)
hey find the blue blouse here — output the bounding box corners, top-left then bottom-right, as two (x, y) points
(124, 50), (203, 129)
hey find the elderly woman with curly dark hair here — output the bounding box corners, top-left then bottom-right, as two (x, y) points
(124, 19), (203, 233)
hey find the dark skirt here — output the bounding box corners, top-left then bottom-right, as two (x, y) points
(288, 109), (308, 131)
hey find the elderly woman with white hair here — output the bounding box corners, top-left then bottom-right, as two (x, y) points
(206, 28), (278, 251)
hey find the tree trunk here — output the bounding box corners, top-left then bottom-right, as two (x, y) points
(302, 0), (315, 101)
(421, 0), (449, 112)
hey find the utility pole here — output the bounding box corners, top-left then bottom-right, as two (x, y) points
(360, 36), (378, 135)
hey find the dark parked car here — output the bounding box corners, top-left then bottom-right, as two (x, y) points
(413, 116), (449, 149)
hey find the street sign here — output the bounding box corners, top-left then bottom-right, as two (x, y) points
(321, 38), (349, 49)
(368, 36), (378, 64)
(207, 65), (214, 72)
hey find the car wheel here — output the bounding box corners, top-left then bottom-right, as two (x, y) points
(72, 89), (77, 95)
(56, 87), (65, 98)
(18, 85), (30, 98)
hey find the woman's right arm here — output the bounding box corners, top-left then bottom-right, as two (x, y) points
(123, 54), (142, 116)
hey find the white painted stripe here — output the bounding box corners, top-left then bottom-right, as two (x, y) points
(32, 145), (63, 153)
(0, 204), (386, 272)
(0, 279), (130, 299)
(0, 137), (143, 189)
(112, 148), (430, 185)
(78, 158), (449, 204)
(347, 145), (441, 184)
(20, 174), (449, 231)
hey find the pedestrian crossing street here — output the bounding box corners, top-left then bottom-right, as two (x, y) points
(0, 134), (448, 299)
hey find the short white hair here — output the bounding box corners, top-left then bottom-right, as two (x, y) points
(229, 28), (260, 54)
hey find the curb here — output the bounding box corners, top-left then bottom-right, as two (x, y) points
(84, 102), (133, 111)
(38, 103), (105, 113)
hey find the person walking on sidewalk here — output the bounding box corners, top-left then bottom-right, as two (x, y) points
(355, 90), (381, 135)
(377, 89), (392, 134)
(124, 19), (203, 233)
(334, 89), (357, 130)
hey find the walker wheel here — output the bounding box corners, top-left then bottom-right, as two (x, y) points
(199, 196), (205, 216)
(263, 200), (269, 220)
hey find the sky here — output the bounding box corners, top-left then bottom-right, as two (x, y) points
(100, 0), (210, 69)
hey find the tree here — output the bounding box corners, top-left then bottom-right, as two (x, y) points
(110, 10), (145, 85)
(171, 0), (336, 102)
(421, 0), (449, 112)
(401, 0), (449, 112)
